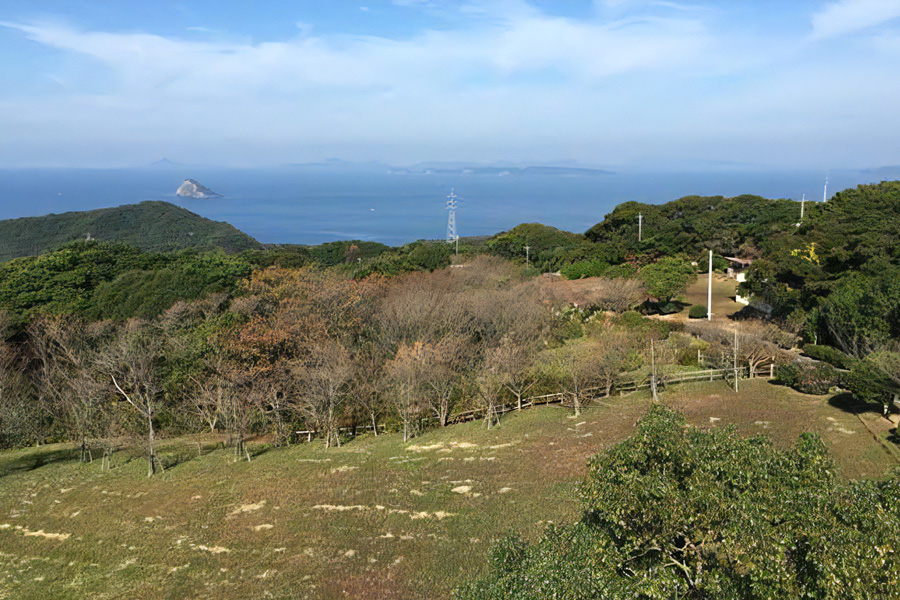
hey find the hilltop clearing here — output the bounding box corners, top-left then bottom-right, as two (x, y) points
(0, 379), (895, 600)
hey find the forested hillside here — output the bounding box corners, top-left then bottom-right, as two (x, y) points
(584, 194), (799, 261)
(0, 183), (898, 599)
(0, 201), (261, 261)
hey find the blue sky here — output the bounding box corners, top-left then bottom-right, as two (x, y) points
(1, 0), (899, 169)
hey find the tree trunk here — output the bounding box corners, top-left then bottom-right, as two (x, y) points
(147, 411), (156, 478)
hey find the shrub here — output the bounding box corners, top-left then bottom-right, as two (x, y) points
(560, 260), (609, 280)
(615, 311), (671, 339)
(802, 344), (858, 370)
(775, 361), (843, 395)
(603, 263), (638, 279)
(688, 304), (707, 319)
(774, 363), (802, 387)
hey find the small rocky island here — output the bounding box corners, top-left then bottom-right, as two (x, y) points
(176, 179), (223, 199)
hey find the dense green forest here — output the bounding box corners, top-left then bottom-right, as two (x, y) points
(0, 200), (261, 261)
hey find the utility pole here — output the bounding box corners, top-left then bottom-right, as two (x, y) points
(823, 175), (828, 203)
(707, 250), (713, 321)
(800, 193), (805, 221)
(650, 339), (659, 402)
(455, 235), (459, 256)
(638, 213), (643, 242)
(524, 244), (530, 268)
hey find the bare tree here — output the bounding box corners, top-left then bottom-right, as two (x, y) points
(352, 349), (389, 436)
(687, 320), (787, 378)
(217, 365), (264, 462)
(475, 361), (505, 429)
(294, 341), (353, 448)
(0, 315), (37, 449)
(544, 277), (648, 313)
(545, 339), (605, 416)
(386, 342), (428, 442)
(419, 336), (472, 427)
(595, 328), (638, 397)
(29, 317), (116, 463)
(490, 336), (540, 411)
(99, 320), (165, 477)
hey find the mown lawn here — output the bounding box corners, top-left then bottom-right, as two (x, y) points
(0, 379), (897, 599)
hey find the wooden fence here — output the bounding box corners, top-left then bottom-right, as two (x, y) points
(294, 363), (776, 442)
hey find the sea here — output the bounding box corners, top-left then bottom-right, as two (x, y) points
(0, 166), (893, 246)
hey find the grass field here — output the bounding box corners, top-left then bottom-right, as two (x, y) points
(1, 379), (897, 599)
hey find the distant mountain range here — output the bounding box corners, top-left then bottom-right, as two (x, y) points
(0, 201), (261, 262)
(277, 159), (614, 176)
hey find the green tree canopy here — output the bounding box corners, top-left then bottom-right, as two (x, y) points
(457, 405), (900, 599)
(639, 256), (696, 304)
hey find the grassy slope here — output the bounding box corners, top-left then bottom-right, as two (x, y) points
(0, 201), (261, 261)
(0, 380), (897, 600)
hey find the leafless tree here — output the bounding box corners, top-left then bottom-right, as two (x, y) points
(488, 335), (541, 411)
(0, 315), (37, 449)
(687, 320), (787, 378)
(419, 336), (472, 427)
(475, 360), (505, 429)
(29, 317), (117, 463)
(294, 341), (353, 448)
(545, 339), (606, 416)
(386, 342), (428, 442)
(544, 277), (648, 313)
(352, 349), (389, 436)
(98, 320), (165, 477)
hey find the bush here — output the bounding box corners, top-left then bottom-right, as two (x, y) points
(775, 361), (843, 395)
(688, 304), (707, 319)
(560, 260), (609, 280)
(602, 263), (638, 279)
(615, 311), (671, 339)
(802, 344), (858, 370)
(774, 363), (802, 387)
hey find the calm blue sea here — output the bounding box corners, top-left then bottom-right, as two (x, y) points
(0, 167), (889, 246)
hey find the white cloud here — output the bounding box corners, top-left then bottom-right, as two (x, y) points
(0, 2), (899, 168)
(811, 0), (900, 40)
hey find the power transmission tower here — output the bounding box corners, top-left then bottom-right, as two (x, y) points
(445, 188), (458, 243)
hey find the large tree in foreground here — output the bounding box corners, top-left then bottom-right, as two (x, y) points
(456, 405), (900, 600)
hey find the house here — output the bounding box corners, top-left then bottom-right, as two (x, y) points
(724, 257), (754, 305)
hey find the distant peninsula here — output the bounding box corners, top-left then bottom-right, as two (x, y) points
(0, 201), (260, 261)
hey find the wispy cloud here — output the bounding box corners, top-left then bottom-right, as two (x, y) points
(0, 2), (899, 168)
(811, 0), (900, 40)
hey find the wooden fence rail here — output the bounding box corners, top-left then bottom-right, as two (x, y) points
(294, 364), (775, 442)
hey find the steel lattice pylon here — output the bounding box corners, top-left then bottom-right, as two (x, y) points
(445, 188), (458, 242)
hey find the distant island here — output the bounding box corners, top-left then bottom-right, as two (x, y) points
(176, 178), (223, 199)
